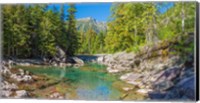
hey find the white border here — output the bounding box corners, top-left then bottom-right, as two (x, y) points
(0, 0), (199, 103)
(0, 0), (198, 3)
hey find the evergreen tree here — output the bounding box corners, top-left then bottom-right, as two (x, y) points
(66, 4), (79, 56)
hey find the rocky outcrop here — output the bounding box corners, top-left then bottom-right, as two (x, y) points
(97, 52), (136, 73)
(0, 62), (30, 98)
(96, 39), (195, 100)
(163, 75), (195, 100)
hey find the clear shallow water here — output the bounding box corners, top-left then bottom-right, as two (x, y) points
(17, 63), (122, 100)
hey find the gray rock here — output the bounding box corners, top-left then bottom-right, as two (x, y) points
(10, 73), (32, 82)
(23, 75), (32, 82)
(49, 92), (63, 99)
(148, 91), (167, 99)
(154, 66), (181, 84)
(0, 90), (12, 97)
(136, 89), (153, 95)
(14, 90), (28, 98)
(16, 62), (31, 66)
(164, 75), (195, 100)
(72, 57), (84, 66)
(1, 66), (11, 75)
(1, 81), (18, 90)
(19, 69), (24, 76)
(49, 46), (66, 64)
(120, 73), (143, 87)
(97, 56), (104, 64)
(179, 67), (194, 79)
(106, 67), (119, 73)
(154, 81), (174, 91)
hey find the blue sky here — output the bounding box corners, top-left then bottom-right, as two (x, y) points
(156, 2), (174, 14)
(48, 2), (174, 22)
(48, 3), (112, 22)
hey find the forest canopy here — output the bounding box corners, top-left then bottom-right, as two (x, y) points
(2, 2), (195, 59)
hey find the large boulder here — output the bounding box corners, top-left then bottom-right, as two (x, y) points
(68, 57), (84, 67)
(53, 46), (66, 63)
(72, 57), (84, 64)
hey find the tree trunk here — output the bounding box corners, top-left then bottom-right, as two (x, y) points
(8, 45), (10, 57)
(153, 14), (158, 42)
(181, 2), (185, 33)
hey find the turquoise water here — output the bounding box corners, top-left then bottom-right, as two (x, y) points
(17, 63), (122, 100)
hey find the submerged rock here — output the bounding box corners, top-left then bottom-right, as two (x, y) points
(122, 87), (134, 91)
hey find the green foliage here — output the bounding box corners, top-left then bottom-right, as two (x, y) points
(77, 28), (106, 54)
(157, 26), (176, 40)
(104, 2), (195, 55)
(2, 4), (79, 58)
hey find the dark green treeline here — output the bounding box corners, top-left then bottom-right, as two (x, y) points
(2, 4), (79, 58)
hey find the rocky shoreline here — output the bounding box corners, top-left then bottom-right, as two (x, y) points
(95, 48), (195, 100)
(0, 62), (31, 98)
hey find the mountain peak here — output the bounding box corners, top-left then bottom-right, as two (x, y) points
(76, 17), (107, 33)
(77, 17), (96, 22)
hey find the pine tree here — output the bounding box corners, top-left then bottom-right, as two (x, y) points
(66, 4), (79, 56)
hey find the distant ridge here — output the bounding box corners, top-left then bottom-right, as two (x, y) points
(76, 17), (107, 33)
